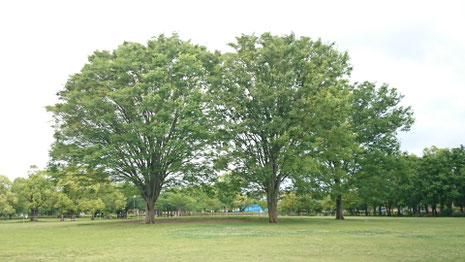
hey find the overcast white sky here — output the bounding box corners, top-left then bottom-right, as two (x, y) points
(1, 0), (464, 180)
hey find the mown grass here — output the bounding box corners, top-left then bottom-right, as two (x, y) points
(1, 216), (464, 261)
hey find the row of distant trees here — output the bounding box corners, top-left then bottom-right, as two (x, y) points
(279, 145), (465, 217)
(129, 183), (268, 216)
(0, 167), (125, 221)
(2, 144), (464, 220)
(355, 145), (465, 217)
(0, 167), (264, 221)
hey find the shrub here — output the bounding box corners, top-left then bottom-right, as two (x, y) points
(439, 208), (454, 217)
(452, 211), (465, 217)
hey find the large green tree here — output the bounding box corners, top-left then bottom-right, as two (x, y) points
(313, 82), (413, 219)
(48, 35), (217, 223)
(214, 33), (352, 223)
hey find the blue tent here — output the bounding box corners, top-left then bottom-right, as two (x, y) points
(235, 204), (267, 213)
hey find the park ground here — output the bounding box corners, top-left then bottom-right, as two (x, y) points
(1, 216), (465, 261)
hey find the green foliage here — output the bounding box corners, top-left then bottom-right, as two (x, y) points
(12, 168), (55, 221)
(53, 192), (74, 216)
(417, 146), (462, 214)
(79, 199), (105, 216)
(279, 192), (322, 214)
(300, 80), (414, 218)
(349, 82), (414, 152)
(451, 146), (465, 208)
(439, 208), (454, 217)
(234, 195), (256, 212)
(320, 195), (336, 211)
(155, 191), (195, 212)
(117, 182), (146, 211)
(215, 173), (242, 211)
(52, 166), (126, 219)
(352, 145), (465, 217)
(37, 32), (464, 222)
(48, 34), (218, 223)
(214, 33), (352, 222)
(0, 175), (17, 216)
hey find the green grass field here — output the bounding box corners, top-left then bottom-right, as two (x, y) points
(1, 216), (464, 261)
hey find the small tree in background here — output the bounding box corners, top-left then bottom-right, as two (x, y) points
(0, 175), (17, 218)
(12, 167), (54, 221)
(53, 192), (74, 221)
(215, 173), (241, 214)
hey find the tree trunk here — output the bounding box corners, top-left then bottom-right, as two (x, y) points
(61, 213), (64, 221)
(266, 191), (279, 223)
(373, 206), (377, 216)
(424, 204), (429, 214)
(365, 204), (369, 216)
(460, 205), (464, 213)
(91, 213), (95, 220)
(139, 177), (163, 224)
(378, 205), (382, 216)
(145, 199), (156, 224)
(397, 206), (402, 216)
(225, 203), (228, 216)
(30, 209), (38, 222)
(335, 195), (344, 220)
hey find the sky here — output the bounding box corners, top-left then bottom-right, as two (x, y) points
(1, 0), (464, 180)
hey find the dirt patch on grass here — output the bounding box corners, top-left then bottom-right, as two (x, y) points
(116, 218), (247, 224)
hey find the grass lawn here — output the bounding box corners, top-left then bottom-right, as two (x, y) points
(1, 216), (464, 261)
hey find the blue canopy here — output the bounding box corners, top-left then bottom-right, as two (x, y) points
(235, 204), (267, 212)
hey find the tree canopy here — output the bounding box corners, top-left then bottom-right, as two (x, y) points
(48, 35), (218, 223)
(213, 33), (353, 222)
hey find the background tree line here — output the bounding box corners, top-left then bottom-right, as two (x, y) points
(280, 145), (465, 217)
(0, 169), (264, 220)
(0, 166), (125, 221)
(354, 145), (465, 217)
(2, 144), (465, 220)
